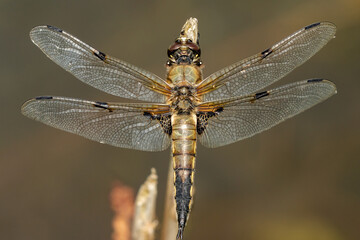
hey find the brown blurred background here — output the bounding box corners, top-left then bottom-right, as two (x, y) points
(1, 0), (359, 239)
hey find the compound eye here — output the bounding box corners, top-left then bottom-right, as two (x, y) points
(186, 42), (200, 51)
(169, 42), (182, 51)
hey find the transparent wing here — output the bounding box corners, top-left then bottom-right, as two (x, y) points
(197, 22), (336, 101)
(197, 79), (336, 148)
(30, 25), (171, 102)
(21, 97), (171, 151)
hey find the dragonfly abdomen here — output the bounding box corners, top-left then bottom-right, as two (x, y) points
(171, 112), (197, 239)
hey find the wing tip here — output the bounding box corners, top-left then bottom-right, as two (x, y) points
(21, 98), (36, 118)
(21, 96), (54, 116)
(30, 25), (63, 32)
(307, 78), (337, 95)
(29, 25), (45, 44)
(304, 21), (336, 30)
(303, 22), (337, 39)
(29, 25), (63, 44)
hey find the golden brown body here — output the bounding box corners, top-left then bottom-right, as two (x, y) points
(171, 112), (196, 236)
(167, 65), (202, 239)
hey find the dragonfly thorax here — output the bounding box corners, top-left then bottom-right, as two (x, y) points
(170, 86), (197, 113)
(167, 64), (201, 113)
(167, 65), (202, 85)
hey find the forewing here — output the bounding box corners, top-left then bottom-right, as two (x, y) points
(197, 22), (336, 101)
(21, 97), (171, 151)
(197, 79), (336, 148)
(30, 25), (170, 102)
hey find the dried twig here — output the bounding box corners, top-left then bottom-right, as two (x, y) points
(160, 156), (178, 240)
(132, 168), (158, 240)
(110, 182), (135, 240)
(180, 17), (198, 43)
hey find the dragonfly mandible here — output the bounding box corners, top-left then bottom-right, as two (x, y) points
(21, 18), (337, 239)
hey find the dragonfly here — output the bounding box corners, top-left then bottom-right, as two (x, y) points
(21, 18), (337, 239)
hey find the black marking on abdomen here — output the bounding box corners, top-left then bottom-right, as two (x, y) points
(47, 25), (63, 33)
(93, 51), (106, 61)
(307, 78), (323, 83)
(173, 152), (196, 157)
(93, 101), (113, 112)
(172, 137), (197, 141)
(174, 168), (193, 239)
(174, 167), (195, 172)
(261, 48), (273, 58)
(305, 22), (320, 30)
(36, 96), (53, 100)
(255, 91), (269, 99)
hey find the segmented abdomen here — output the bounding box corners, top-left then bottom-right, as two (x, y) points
(171, 112), (197, 238)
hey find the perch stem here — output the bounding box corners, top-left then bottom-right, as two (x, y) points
(160, 154), (178, 240)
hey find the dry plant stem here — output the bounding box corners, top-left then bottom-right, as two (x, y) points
(110, 183), (135, 240)
(132, 168), (158, 240)
(160, 154), (178, 240)
(180, 17), (198, 43)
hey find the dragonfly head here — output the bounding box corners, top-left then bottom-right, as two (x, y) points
(167, 17), (202, 66)
(167, 37), (201, 66)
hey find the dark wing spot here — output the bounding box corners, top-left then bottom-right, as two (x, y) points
(159, 114), (172, 135)
(255, 91), (269, 99)
(197, 109), (221, 135)
(307, 78), (323, 83)
(143, 112), (154, 119)
(215, 107), (224, 113)
(93, 101), (112, 112)
(144, 112), (172, 135)
(261, 48), (273, 59)
(93, 51), (106, 61)
(46, 25), (63, 33)
(36, 96), (53, 100)
(305, 22), (320, 30)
